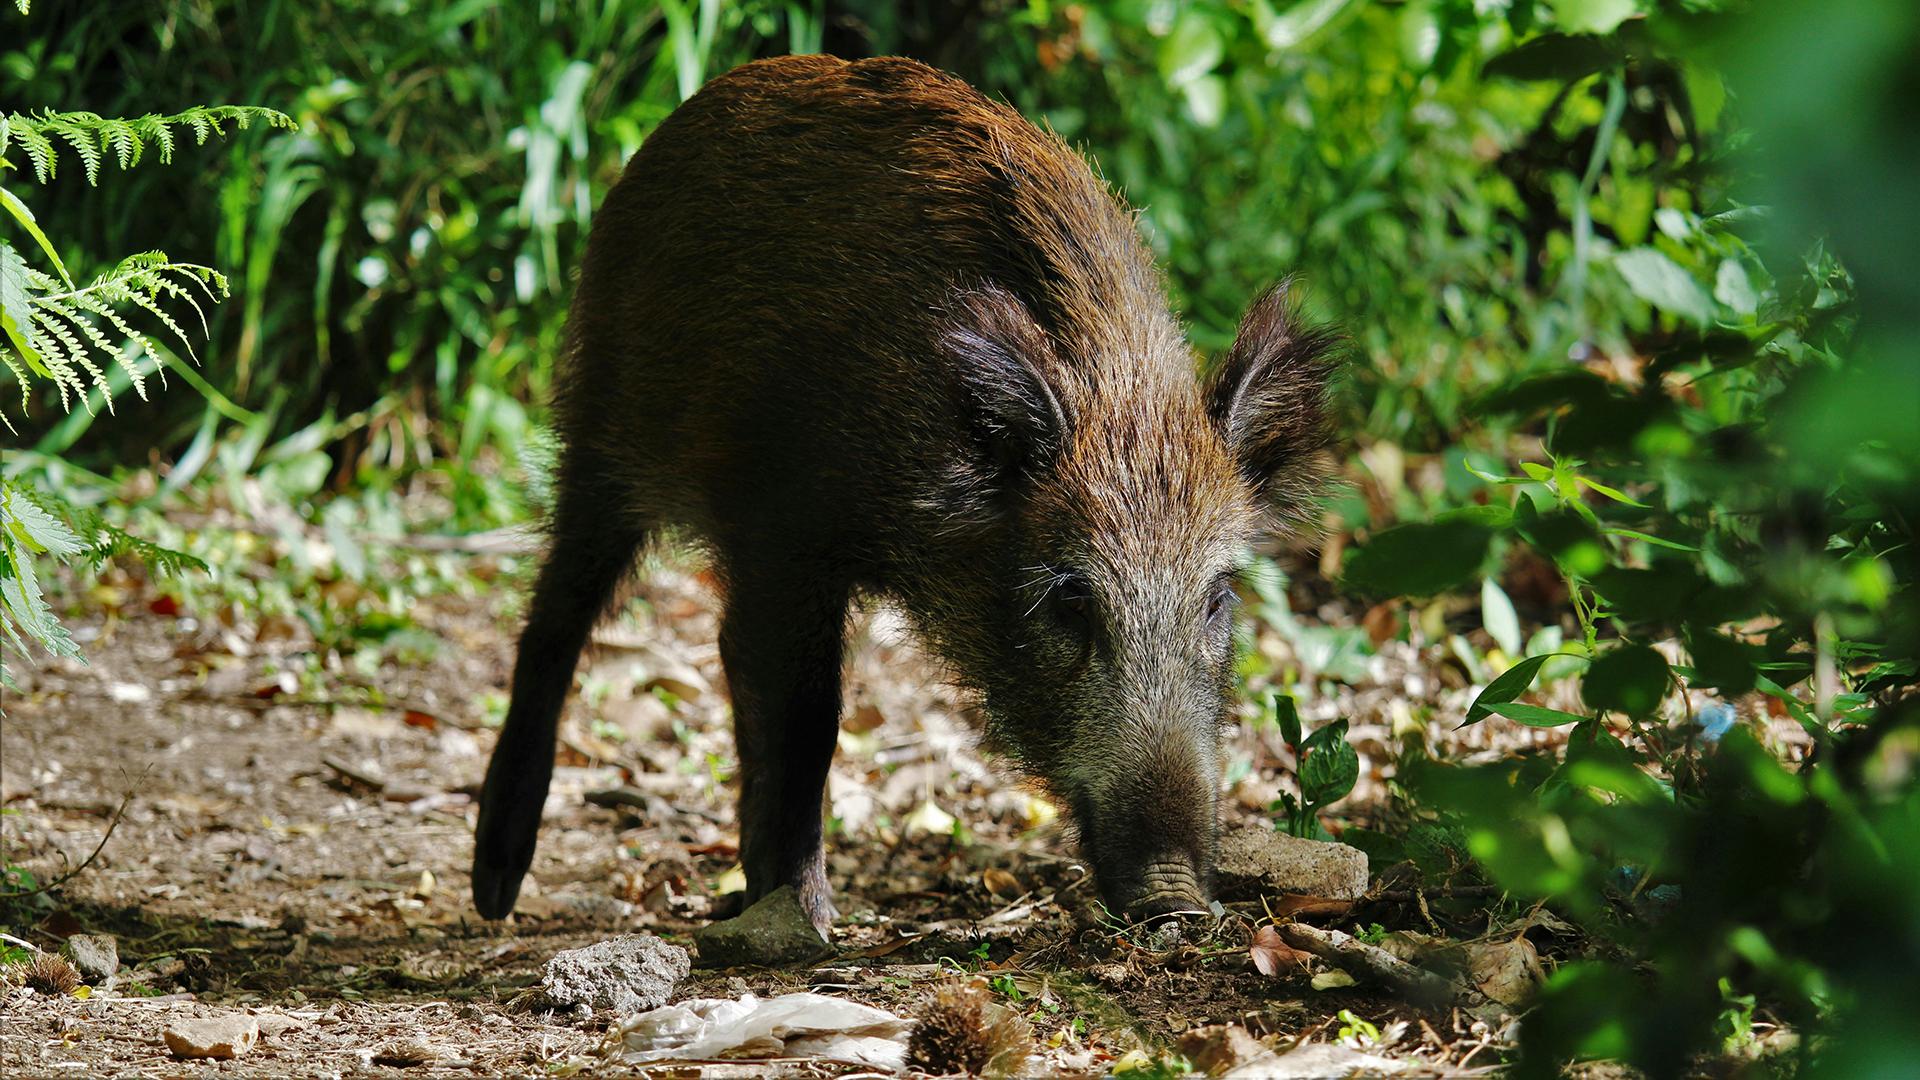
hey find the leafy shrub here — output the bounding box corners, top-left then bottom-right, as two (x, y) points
(0, 4), (285, 677)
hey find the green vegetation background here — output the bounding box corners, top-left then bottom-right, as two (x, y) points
(3, 1), (1916, 1076)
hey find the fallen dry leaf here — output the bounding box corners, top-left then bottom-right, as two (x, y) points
(1250, 925), (1311, 976)
(982, 868), (1022, 898)
(1467, 935), (1543, 1006)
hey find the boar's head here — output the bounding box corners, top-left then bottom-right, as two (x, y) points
(908, 283), (1337, 922)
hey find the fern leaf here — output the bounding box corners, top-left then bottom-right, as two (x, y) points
(0, 348), (26, 430)
(12, 122), (53, 182)
(1, 481), (84, 558)
(46, 115), (104, 185)
(2, 106), (292, 184)
(33, 307), (112, 412)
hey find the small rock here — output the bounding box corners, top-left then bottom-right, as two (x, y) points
(62, 934), (118, 984)
(252, 1012), (306, 1042)
(541, 934), (690, 1013)
(372, 1039), (436, 1067)
(163, 1016), (260, 1060)
(1177, 1024), (1271, 1076)
(693, 886), (831, 968)
(1213, 826), (1370, 900)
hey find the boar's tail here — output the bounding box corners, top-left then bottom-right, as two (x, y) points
(472, 497), (649, 919)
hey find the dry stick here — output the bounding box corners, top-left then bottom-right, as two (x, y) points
(1279, 922), (1463, 1007)
(1369, 885), (1502, 902)
(0, 790), (132, 899)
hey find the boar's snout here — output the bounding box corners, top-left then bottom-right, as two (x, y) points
(1075, 786), (1215, 924)
(1115, 860), (1210, 922)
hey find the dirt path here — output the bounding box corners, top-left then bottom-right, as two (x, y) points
(3, 554), (1506, 1076)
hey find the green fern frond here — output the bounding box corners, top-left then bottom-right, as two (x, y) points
(0, 105), (294, 185)
(0, 242), (229, 427)
(1, 477), (208, 679)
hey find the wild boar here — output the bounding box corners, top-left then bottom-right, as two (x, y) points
(472, 53), (1336, 931)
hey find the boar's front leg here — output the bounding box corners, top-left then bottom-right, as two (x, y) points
(717, 562), (850, 934)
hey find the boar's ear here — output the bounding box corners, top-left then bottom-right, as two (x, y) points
(941, 286), (1071, 482)
(1207, 282), (1340, 531)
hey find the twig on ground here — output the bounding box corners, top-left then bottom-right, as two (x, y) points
(1279, 922), (1463, 1007)
(1368, 884), (1502, 902)
(322, 757), (387, 791)
(0, 789), (133, 898)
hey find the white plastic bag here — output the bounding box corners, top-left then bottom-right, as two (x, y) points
(609, 992), (914, 1070)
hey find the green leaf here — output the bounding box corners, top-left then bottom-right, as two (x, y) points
(1158, 11), (1223, 88)
(1550, 0), (1637, 35)
(0, 184), (73, 287)
(1300, 719), (1359, 806)
(1256, 0), (1362, 50)
(1605, 528), (1699, 552)
(1581, 644), (1670, 716)
(1, 482), (83, 558)
(1484, 33), (1624, 81)
(1462, 653), (1553, 727)
(1613, 248), (1714, 326)
(1182, 75), (1227, 128)
(1341, 520), (1494, 597)
(1714, 259), (1759, 316)
(1686, 629), (1757, 694)
(1271, 691), (1302, 747)
(0, 240), (48, 377)
(1577, 477), (1645, 507)
(1486, 701), (1589, 727)
(1481, 577), (1522, 655)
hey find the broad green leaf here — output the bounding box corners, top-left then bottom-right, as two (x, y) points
(1551, 0), (1637, 35)
(0, 185), (73, 287)
(1486, 701), (1589, 727)
(0, 240), (48, 377)
(1182, 75), (1227, 128)
(1714, 259), (1758, 315)
(1613, 247), (1714, 326)
(1300, 719), (1359, 806)
(1483, 32), (1624, 81)
(1341, 520), (1493, 597)
(1462, 653), (1553, 727)
(1256, 0), (1361, 50)
(1271, 691), (1302, 747)
(1685, 628), (1757, 694)
(1158, 11), (1223, 88)
(1582, 644), (1670, 716)
(1481, 577), (1522, 655)
(1, 483), (84, 558)
(1437, 503), (1515, 529)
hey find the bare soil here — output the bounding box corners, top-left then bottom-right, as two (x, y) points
(3, 550), (1521, 1077)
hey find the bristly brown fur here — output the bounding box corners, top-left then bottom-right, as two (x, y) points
(472, 55), (1341, 929)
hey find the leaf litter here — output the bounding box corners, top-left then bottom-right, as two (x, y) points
(1, 534), (1647, 1076)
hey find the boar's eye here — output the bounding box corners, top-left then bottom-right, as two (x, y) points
(1049, 574), (1096, 636)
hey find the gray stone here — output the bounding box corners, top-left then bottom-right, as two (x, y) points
(163, 1016), (260, 1060)
(1213, 826), (1371, 900)
(540, 934), (690, 1014)
(62, 933), (118, 984)
(693, 885), (832, 968)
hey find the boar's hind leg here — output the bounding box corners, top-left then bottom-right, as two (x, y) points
(719, 563), (851, 934)
(472, 487), (649, 920)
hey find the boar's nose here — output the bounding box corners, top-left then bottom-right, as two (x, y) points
(1123, 860), (1210, 923)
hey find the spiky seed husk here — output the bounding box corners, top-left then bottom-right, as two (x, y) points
(17, 952), (83, 995)
(906, 983), (1034, 1077)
